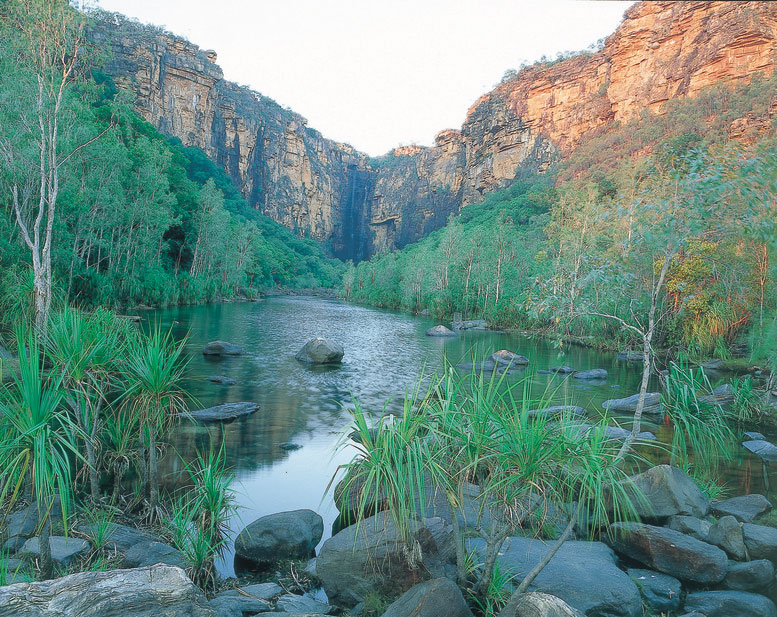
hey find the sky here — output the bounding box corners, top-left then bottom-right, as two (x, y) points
(92, 0), (635, 156)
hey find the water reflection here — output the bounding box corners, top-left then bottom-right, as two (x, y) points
(145, 296), (772, 576)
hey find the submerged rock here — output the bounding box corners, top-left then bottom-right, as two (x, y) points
(202, 340), (244, 356)
(234, 509), (323, 566)
(572, 369), (608, 381)
(425, 325), (456, 337)
(295, 338), (344, 364)
(204, 375), (236, 385)
(180, 402), (259, 422)
(0, 564), (216, 616)
(382, 578), (474, 617)
(607, 522), (727, 584)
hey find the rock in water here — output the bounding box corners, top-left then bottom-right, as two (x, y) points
(295, 338), (344, 364)
(382, 578), (474, 617)
(572, 369), (608, 380)
(684, 591), (777, 617)
(180, 402), (259, 422)
(601, 392), (664, 418)
(204, 375), (236, 385)
(202, 341), (243, 356)
(467, 536), (641, 617)
(490, 349), (529, 366)
(500, 592), (584, 617)
(234, 509), (323, 566)
(621, 465), (709, 519)
(607, 522), (728, 584)
(317, 512), (454, 608)
(743, 440), (777, 462)
(0, 564), (216, 617)
(425, 325), (456, 337)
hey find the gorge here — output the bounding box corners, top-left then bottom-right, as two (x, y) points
(93, 1), (777, 261)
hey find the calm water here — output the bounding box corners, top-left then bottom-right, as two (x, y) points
(143, 296), (769, 577)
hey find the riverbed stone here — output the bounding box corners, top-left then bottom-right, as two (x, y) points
(208, 594), (271, 617)
(601, 392), (664, 418)
(275, 593), (330, 614)
(490, 349), (529, 366)
(550, 366), (575, 374)
(425, 325), (456, 337)
(743, 523), (777, 561)
(621, 465), (709, 519)
(180, 402), (259, 422)
(0, 564), (216, 617)
(19, 536), (91, 567)
(627, 568), (682, 614)
(684, 591), (777, 617)
(711, 494), (772, 522)
(295, 338), (344, 364)
(724, 559), (775, 591)
(746, 431), (767, 441)
(202, 340), (244, 356)
(666, 515), (712, 542)
(217, 582), (282, 601)
(3, 535), (26, 553)
(607, 522), (728, 584)
(123, 541), (186, 568)
(572, 369), (608, 380)
(381, 578), (473, 617)
(499, 592), (584, 617)
(234, 509), (323, 566)
(205, 375), (236, 385)
(743, 440), (777, 462)
(76, 522), (160, 552)
(468, 536), (641, 617)
(707, 515), (746, 559)
(317, 512), (454, 608)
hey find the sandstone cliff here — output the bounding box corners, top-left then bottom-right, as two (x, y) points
(93, 1), (777, 258)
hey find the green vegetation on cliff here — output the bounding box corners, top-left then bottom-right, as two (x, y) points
(345, 77), (777, 363)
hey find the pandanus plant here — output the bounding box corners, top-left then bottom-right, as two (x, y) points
(0, 329), (81, 579)
(123, 325), (188, 518)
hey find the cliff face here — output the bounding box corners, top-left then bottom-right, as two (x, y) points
(94, 1), (777, 259)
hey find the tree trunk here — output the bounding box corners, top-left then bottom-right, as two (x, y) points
(148, 428), (158, 512)
(39, 512), (54, 580)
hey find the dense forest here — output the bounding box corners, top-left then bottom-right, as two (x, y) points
(0, 3), (342, 326)
(344, 77), (777, 364)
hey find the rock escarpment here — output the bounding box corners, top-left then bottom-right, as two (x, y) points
(93, 1), (777, 258)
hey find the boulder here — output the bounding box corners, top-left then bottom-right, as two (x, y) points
(208, 594), (270, 617)
(180, 402), (259, 422)
(216, 582), (282, 601)
(6, 503), (62, 539)
(711, 494), (772, 523)
(19, 537), (91, 567)
(724, 559), (775, 592)
(707, 515), (746, 560)
(743, 440), (777, 462)
(490, 350), (529, 366)
(550, 366), (575, 374)
(202, 341), (243, 357)
(295, 338), (344, 364)
(3, 536), (26, 554)
(205, 376), (236, 386)
(425, 325), (456, 337)
(666, 515), (711, 542)
(468, 536), (641, 617)
(499, 592), (584, 617)
(606, 522), (728, 584)
(745, 431), (766, 441)
(743, 523), (777, 561)
(621, 465), (709, 519)
(234, 509), (323, 566)
(76, 523), (159, 553)
(123, 541), (186, 569)
(275, 593), (330, 614)
(627, 568), (682, 614)
(572, 369), (607, 381)
(0, 565), (216, 617)
(382, 578), (473, 617)
(601, 393), (664, 418)
(317, 512), (454, 608)
(684, 591), (777, 617)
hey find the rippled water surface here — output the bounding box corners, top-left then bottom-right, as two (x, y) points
(144, 296), (770, 576)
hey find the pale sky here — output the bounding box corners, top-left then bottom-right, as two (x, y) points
(92, 0), (634, 156)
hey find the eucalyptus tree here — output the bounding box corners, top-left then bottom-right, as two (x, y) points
(0, 330), (81, 579)
(0, 0), (108, 330)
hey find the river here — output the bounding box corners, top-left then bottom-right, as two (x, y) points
(145, 295), (769, 577)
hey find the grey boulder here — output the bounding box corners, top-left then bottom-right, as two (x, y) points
(234, 509), (323, 566)
(382, 578), (473, 617)
(425, 325), (456, 337)
(19, 537), (91, 567)
(711, 494), (772, 523)
(607, 522), (728, 584)
(684, 591), (777, 617)
(202, 341), (243, 357)
(208, 594), (270, 617)
(295, 338), (344, 364)
(707, 515), (746, 560)
(491, 349), (529, 366)
(499, 592), (584, 617)
(743, 440), (777, 462)
(572, 369), (607, 380)
(123, 541), (186, 569)
(724, 559), (775, 592)
(627, 568), (682, 614)
(76, 523), (159, 552)
(602, 392), (664, 418)
(180, 402), (259, 422)
(743, 523), (777, 561)
(621, 465), (709, 519)
(0, 565), (216, 617)
(275, 594), (330, 614)
(468, 536), (641, 617)
(666, 515), (711, 542)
